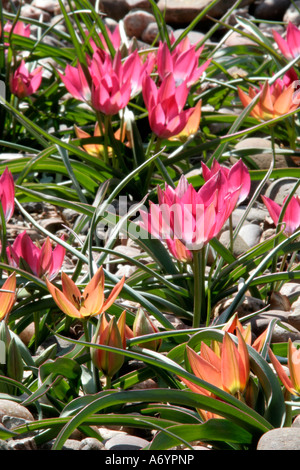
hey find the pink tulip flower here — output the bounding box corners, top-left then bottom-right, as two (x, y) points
(85, 24), (121, 52)
(58, 62), (91, 102)
(157, 39), (211, 87)
(10, 60), (43, 99)
(88, 49), (147, 115)
(142, 73), (196, 139)
(261, 194), (300, 237)
(201, 158), (251, 205)
(272, 22), (300, 60)
(3, 20), (31, 43)
(0, 167), (14, 223)
(7, 231), (66, 280)
(140, 172), (240, 251)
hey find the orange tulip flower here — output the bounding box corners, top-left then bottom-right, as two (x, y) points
(222, 313), (268, 353)
(238, 71), (300, 121)
(74, 122), (131, 159)
(46, 266), (125, 319)
(269, 339), (300, 396)
(179, 330), (250, 420)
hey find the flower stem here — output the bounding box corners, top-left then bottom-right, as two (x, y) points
(105, 375), (111, 390)
(229, 214), (234, 253)
(83, 319), (92, 370)
(192, 248), (206, 328)
(96, 111), (109, 166)
(283, 389), (292, 427)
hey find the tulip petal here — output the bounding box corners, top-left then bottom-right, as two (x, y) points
(83, 266), (105, 298)
(221, 332), (248, 395)
(273, 29), (292, 59)
(281, 195), (300, 235)
(98, 317), (124, 377)
(46, 278), (82, 318)
(117, 310), (128, 349)
(39, 238), (53, 278)
(61, 272), (82, 308)
(187, 345), (223, 390)
(286, 22), (300, 58)
(288, 339), (300, 394)
(102, 275), (125, 313)
(269, 346), (295, 394)
(261, 195), (281, 226)
(0, 167), (15, 222)
(273, 84), (295, 116)
(0, 272), (16, 321)
(50, 237), (66, 280)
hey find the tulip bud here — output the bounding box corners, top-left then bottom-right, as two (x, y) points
(7, 337), (24, 384)
(132, 308), (161, 351)
(0, 320), (11, 347)
(91, 314), (124, 379)
(0, 325), (23, 395)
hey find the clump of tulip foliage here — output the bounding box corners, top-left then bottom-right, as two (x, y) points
(1, 0), (300, 451)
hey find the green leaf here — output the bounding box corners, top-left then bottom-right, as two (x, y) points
(0, 423), (17, 440)
(7, 338), (24, 383)
(52, 387), (271, 450)
(39, 357), (82, 382)
(148, 419), (254, 450)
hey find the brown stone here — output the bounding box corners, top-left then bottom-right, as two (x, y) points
(123, 10), (156, 38)
(233, 137), (295, 170)
(18, 322), (35, 346)
(99, 0), (130, 21)
(257, 427), (300, 450)
(20, 4), (52, 22)
(0, 399), (34, 424)
(224, 31), (258, 47)
(157, 0), (255, 24)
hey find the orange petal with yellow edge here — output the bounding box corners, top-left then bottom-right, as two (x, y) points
(46, 278), (82, 318)
(102, 275), (125, 313)
(268, 346), (294, 394)
(252, 328), (267, 352)
(288, 338), (300, 393)
(0, 272), (16, 320)
(200, 342), (221, 371)
(98, 316), (124, 378)
(274, 85), (296, 116)
(117, 310), (128, 349)
(239, 323), (252, 346)
(236, 328), (250, 389)
(80, 286), (105, 316)
(82, 266), (105, 299)
(259, 82), (274, 119)
(221, 331), (249, 395)
(186, 345), (223, 390)
(61, 272), (81, 307)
